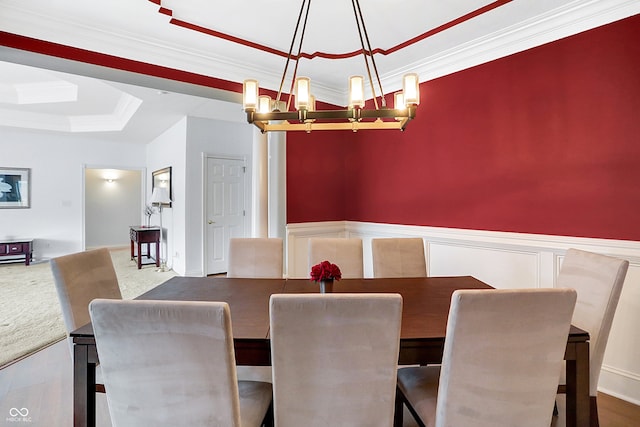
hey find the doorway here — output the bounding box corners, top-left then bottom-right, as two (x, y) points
(204, 156), (248, 275)
(84, 168), (143, 249)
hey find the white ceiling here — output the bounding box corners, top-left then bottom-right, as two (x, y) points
(0, 0), (638, 144)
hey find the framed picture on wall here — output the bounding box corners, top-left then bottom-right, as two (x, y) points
(152, 166), (172, 207)
(0, 167), (30, 208)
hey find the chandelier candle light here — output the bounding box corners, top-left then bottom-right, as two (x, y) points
(243, 0), (420, 133)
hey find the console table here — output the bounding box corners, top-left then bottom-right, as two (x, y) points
(129, 226), (160, 269)
(0, 239), (33, 266)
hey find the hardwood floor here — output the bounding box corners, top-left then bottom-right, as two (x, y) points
(0, 340), (112, 427)
(1, 340), (638, 427)
(597, 393), (640, 427)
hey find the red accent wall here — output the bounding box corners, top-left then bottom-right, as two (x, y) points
(286, 101), (352, 222)
(287, 14), (640, 241)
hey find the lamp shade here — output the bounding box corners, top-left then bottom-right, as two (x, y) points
(243, 79), (259, 110)
(349, 75), (365, 108)
(402, 73), (420, 105)
(294, 77), (311, 110)
(149, 187), (171, 205)
(258, 95), (272, 113)
(394, 91), (405, 110)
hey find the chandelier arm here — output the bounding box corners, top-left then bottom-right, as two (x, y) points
(354, 0), (386, 108)
(286, 0), (312, 112)
(277, 0), (309, 104)
(351, 0), (379, 110)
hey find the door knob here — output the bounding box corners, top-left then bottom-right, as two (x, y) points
(208, 220), (215, 224)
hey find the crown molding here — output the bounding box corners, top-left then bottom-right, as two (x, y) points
(1, 0), (638, 106)
(391, 0), (640, 89)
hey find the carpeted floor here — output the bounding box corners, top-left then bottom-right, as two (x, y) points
(0, 247), (177, 368)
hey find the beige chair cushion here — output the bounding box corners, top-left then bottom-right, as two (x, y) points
(89, 299), (272, 427)
(372, 237), (427, 278)
(270, 293), (402, 427)
(397, 288), (577, 427)
(227, 237), (283, 279)
(50, 248), (122, 334)
(308, 237), (363, 278)
(557, 248), (629, 396)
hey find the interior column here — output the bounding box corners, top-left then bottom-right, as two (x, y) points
(251, 129), (268, 237)
(268, 131), (286, 240)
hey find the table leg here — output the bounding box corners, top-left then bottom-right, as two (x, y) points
(155, 239), (160, 267)
(136, 241), (142, 269)
(74, 343), (96, 427)
(566, 341), (590, 427)
(130, 239), (134, 261)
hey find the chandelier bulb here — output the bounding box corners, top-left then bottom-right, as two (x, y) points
(295, 77), (311, 110)
(258, 95), (272, 113)
(402, 73), (420, 105)
(243, 79), (259, 110)
(394, 91), (406, 110)
(349, 76), (365, 108)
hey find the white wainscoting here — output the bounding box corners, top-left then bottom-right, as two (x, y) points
(286, 220), (640, 405)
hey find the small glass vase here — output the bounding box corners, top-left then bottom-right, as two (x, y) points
(319, 279), (334, 294)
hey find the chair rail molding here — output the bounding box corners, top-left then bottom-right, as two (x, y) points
(286, 220), (640, 405)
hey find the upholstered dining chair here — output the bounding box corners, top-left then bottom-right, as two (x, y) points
(50, 247), (122, 394)
(372, 237), (427, 278)
(269, 293), (402, 427)
(89, 299), (273, 427)
(395, 288), (577, 427)
(227, 237), (283, 278)
(308, 237), (363, 278)
(51, 248), (122, 339)
(555, 248), (629, 426)
(227, 237), (284, 384)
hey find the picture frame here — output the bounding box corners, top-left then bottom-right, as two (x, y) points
(152, 166), (172, 207)
(0, 167), (31, 208)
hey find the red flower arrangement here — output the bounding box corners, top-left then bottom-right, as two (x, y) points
(310, 260), (342, 282)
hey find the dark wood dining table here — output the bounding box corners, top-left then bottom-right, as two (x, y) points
(70, 276), (590, 427)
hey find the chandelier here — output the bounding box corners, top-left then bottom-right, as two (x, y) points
(242, 0), (420, 133)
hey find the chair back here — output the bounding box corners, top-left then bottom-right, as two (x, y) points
(372, 237), (427, 278)
(557, 248), (629, 395)
(308, 237), (363, 278)
(436, 288), (577, 427)
(269, 293), (402, 427)
(89, 299), (244, 427)
(227, 237), (283, 278)
(50, 248), (122, 334)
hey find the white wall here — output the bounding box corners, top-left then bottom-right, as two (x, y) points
(0, 128), (146, 259)
(146, 118), (187, 274)
(144, 114), (253, 276)
(0, 108), (253, 272)
(184, 116), (253, 276)
(287, 221), (640, 405)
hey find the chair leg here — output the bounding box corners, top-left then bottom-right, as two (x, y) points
(394, 387), (404, 427)
(395, 386), (427, 427)
(590, 396), (599, 427)
(261, 401), (274, 427)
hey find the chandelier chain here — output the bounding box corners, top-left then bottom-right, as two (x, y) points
(242, 0), (419, 132)
(277, 0), (310, 105)
(286, 0), (312, 112)
(352, 0), (386, 109)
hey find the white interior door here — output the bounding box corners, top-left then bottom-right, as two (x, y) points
(205, 157), (246, 274)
